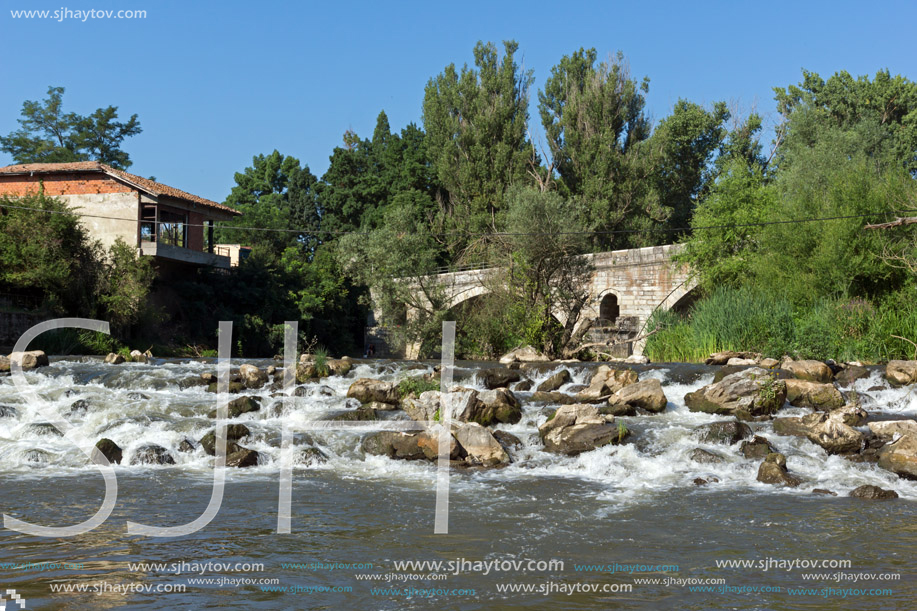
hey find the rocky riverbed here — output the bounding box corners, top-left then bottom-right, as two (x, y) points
(1, 352), (916, 608)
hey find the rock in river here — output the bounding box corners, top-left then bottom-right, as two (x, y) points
(877, 434), (917, 480)
(684, 368), (786, 418)
(130, 444), (175, 465)
(346, 378), (399, 405)
(756, 453), (801, 487)
(538, 404), (625, 455)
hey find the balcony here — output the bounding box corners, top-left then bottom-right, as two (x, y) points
(140, 241), (231, 269)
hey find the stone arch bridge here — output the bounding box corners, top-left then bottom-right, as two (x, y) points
(366, 244), (696, 359)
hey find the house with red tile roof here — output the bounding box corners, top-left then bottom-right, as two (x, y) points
(0, 161), (241, 269)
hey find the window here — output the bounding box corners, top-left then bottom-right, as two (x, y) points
(158, 210), (188, 248)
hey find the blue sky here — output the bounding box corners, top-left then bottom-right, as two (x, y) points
(1, 0), (915, 202)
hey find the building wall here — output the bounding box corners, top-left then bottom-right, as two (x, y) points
(0, 173), (139, 251)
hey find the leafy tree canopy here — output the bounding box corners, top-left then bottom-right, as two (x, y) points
(0, 86), (141, 169)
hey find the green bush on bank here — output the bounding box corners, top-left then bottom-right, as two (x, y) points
(646, 285), (917, 363)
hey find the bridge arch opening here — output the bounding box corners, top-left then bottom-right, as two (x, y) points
(599, 293), (620, 325)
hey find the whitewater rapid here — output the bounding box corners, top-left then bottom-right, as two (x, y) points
(1, 357), (916, 508)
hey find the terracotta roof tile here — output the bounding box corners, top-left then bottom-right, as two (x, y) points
(0, 161), (241, 216)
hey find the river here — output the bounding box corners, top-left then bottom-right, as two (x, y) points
(1, 357), (915, 609)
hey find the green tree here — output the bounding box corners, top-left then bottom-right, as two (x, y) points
(216, 150), (320, 258)
(539, 49), (664, 249)
(337, 191), (448, 356)
(422, 40), (534, 258)
(494, 187), (595, 357)
(0, 192), (101, 314)
(648, 99), (731, 233)
(679, 158), (775, 291)
(97, 238), (155, 335)
(773, 69), (917, 176)
(320, 112), (439, 234)
(0, 86), (141, 169)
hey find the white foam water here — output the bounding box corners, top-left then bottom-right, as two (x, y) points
(1, 358), (916, 507)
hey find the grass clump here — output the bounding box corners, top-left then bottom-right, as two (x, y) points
(397, 376), (441, 398)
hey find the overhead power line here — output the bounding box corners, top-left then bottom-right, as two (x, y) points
(0, 202), (892, 238)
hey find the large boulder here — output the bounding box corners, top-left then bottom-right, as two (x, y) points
(803, 411), (865, 454)
(199, 424), (251, 455)
(877, 434), (917, 480)
(206, 381), (245, 394)
(8, 350), (49, 370)
(226, 447), (260, 468)
(360, 430), (464, 462)
(239, 364), (269, 389)
(499, 345), (550, 364)
(208, 396), (261, 419)
(782, 359), (834, 383)
(479, 368), (522, 389)
(835, 365), (869, 387)
(695, 420), (753, 445)
(576, 366), (638, 401)
(129, 350), (149, 364)
(92, 438), (123, 465)
(464, 388), (522, 426)
(27, 423), (63, 437)
(740, 435), (777, 459)
(402, 390), (443, 422)
(537, 370), (571, 393)
(868, 420), (917, 441)
(327, 358), (352, 377)
(684, 368), (786, 417)
(295, 363), (321, 383)
(104, 352), (126, 365)
(452, 423), (510, 467)
(0, 355), (10, 373)
(416, 431), (465, 461)
(773, 417), (810, 437)
(493, 430), (524, 452)
(849, 485), (898, 500)
(756, 453), (801, 487)
(689, 448), (725, 464)
(784, 379), (845, 410)
(538, 404), (624, 455)
(610, 378), (667, 413)
(130, 444), (175, 465)
(361, 431), (428, 460)
(886, 360), (917, 386)
(346, 378), (399, 405)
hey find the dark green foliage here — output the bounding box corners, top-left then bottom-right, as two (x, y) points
(423, 40), (535, 259)
(98, 239), (156, 335)
(0, 192), (101, 315)
(0, 86), (141, 169)
(0, 193), (155, 349)
(215, 150), (320, 256)
(538, 50), (734, 249)
(321, 113), (439, 234)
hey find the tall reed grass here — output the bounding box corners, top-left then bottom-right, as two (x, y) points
(645, 285), (917, 363)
